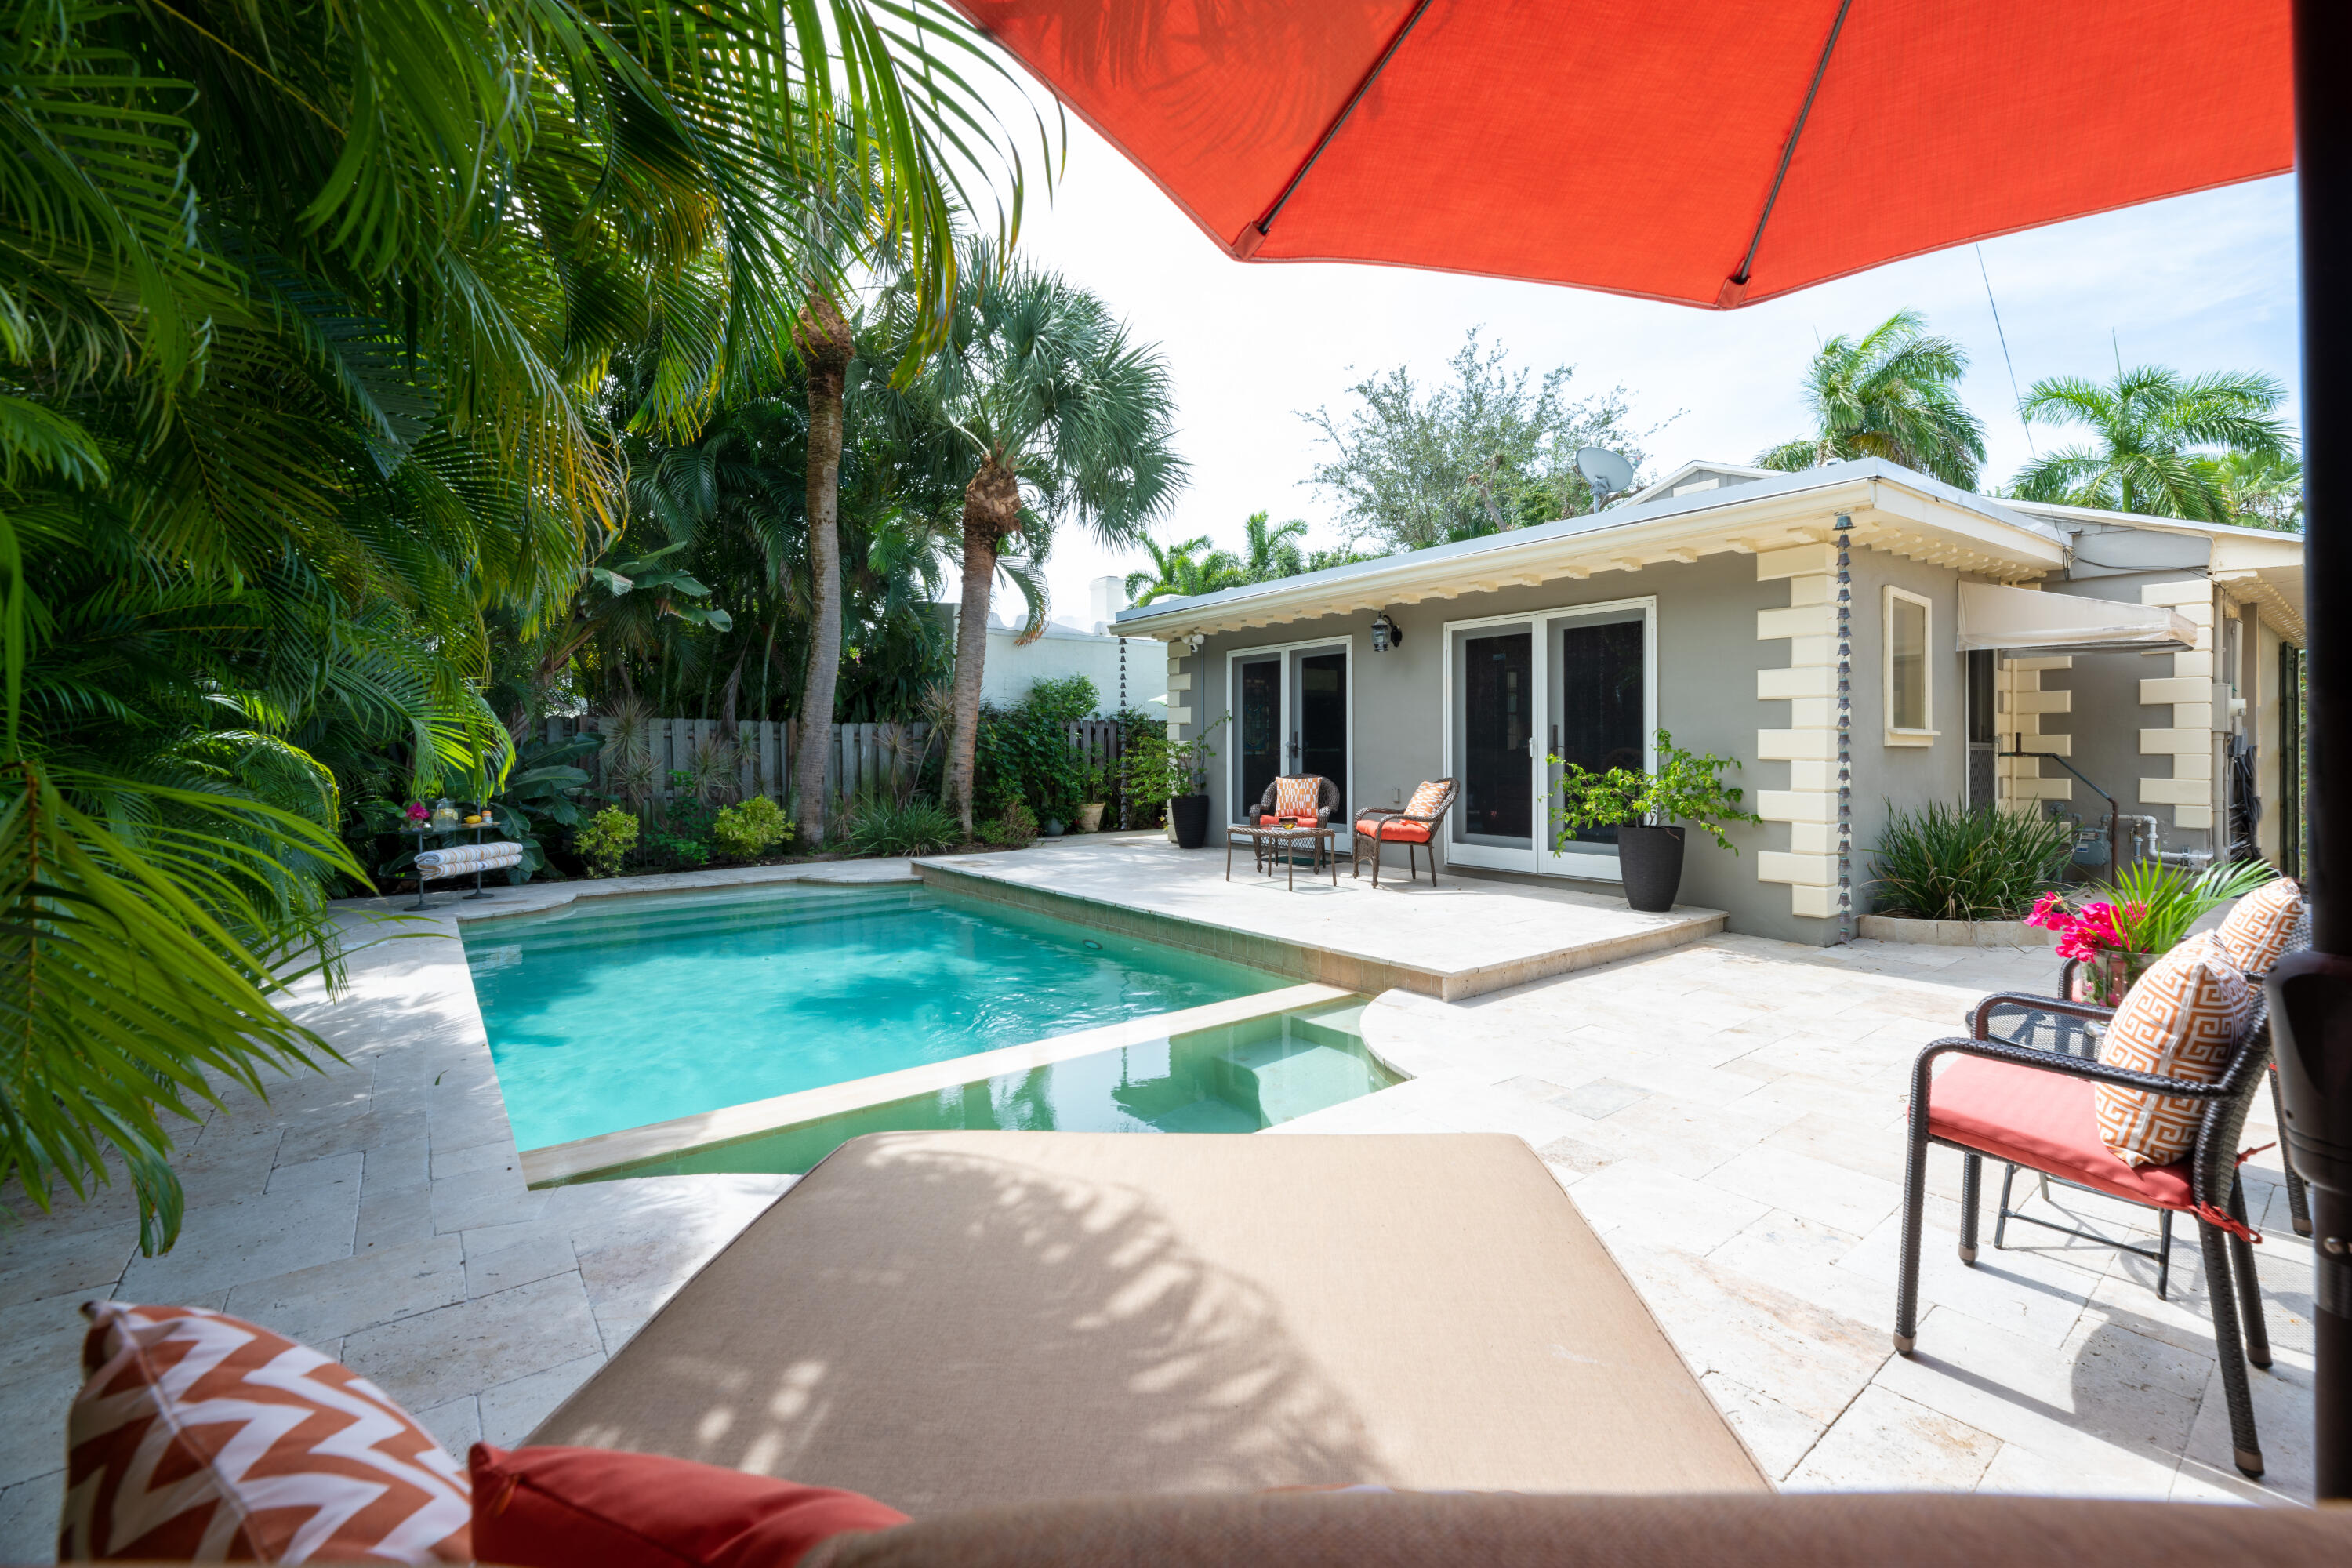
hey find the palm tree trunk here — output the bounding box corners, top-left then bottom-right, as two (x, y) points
(792, 295), (854, 845)
(946, 453), (1021, 831)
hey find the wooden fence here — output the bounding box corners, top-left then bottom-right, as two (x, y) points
(541, 714), (1127, 810)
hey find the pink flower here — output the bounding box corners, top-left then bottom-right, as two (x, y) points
(2027, 892), (2068, 931)
(404, 801), (429, 823)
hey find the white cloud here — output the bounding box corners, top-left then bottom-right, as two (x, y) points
(982, 92), (2296, 626)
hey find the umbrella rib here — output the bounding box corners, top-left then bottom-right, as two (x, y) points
(1730, 0), (1857, 288)
(1254, 0), (1439, 239)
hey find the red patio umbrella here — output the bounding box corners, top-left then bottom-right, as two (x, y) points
(956, 2), (2290, 308)
(955, 0), (2348, 1499)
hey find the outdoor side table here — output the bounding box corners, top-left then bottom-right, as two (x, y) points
(1238, 823), (1337, 891)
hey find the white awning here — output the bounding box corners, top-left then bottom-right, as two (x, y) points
(1955, 582), (2198, 655)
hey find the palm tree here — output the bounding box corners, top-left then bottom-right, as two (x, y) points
(1756, 310), (1987, 488)
(2, 0), (1030, 1248)
(794, 295), (858, 846)
(1126, 537), (1248, 606)
(874, 243), (1185, 831)
(2199, 449), (2304, 532)
(2010, 367), (2292, 521)
(1240, 511), (1312, 581)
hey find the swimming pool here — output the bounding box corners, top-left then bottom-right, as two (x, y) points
(618, 996), (1399, 1177)
(463, 881), (1289, 1148)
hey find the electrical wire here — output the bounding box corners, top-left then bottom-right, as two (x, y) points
(1976, 244), (2035, 459)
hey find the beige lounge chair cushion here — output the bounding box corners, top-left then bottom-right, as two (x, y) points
(531, 1131), (1763, 1512)
(805, 1490), (2352, 1568)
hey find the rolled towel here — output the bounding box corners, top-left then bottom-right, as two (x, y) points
(416, 842), (524, 878)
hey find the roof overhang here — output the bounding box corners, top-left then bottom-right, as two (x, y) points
(1958, 582), (2197, 655)
(2209, 533), (2307, 646)
(1112, 463), (2068, 641)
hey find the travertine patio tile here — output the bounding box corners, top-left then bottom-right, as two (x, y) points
(480, 1352), (607, 1447)
(118, 1178), (359, 1302)
(1605, 1239), (1887, 1427)
(341, 1272), (602, 1413)
(1879, 1306), (2205, 1494)
(0, 1296), (92, 1389)
(465, 1230), (576, 1299)
(1704, 1145), (1904, 1238)
(1837, 1208), (2104, 1348)
(415, 1398), (483, 1459)
(431, 1139), (524, 1182)
(0, 1223), (137, 1312)
(1549, 1077), (1649, 1120)
(428, 1174), (548, 1235)
(1784, 1385), (2001, 1492)
(0, 1468), (63, 1565)
(265, 1151), (363, 1199)
(1570, 1161), (1769, 1252)
(0, 1359), (79, 1489)
(354, 1175), (435, 1254)
(1708, 1211), (1889, 1330)
(1700, 1372), (1824, 1483)
(223, 1235), (465, 1345)
(2174, 1352), (2317, 1506)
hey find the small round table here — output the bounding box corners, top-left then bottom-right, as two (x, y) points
(1225, 822), (1338, 890)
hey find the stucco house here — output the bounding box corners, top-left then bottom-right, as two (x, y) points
(1110, 458), (2306, 946)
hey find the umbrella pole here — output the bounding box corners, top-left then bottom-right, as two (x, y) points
(2272, 0), (2352, 1503)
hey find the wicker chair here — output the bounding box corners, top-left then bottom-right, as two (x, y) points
(1896, 983), (2278, 1478)
(1980, 905), (2314, 1242)
(1353, 779), (1457, 888)
(1248, 775), (1341, 875)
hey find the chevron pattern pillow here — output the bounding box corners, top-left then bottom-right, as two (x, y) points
(2092, 934), (2256, 1169)
(1405, 780), (1450, 818)
(61, 1302), (472, 1563)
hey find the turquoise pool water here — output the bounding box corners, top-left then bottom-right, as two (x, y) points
(463, 882), (1287, 1148)
(636, 998), (1398, 1177)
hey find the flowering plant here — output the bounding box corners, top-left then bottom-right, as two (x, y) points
(2027, 892), (2122, 960)
(403, 801), (430, 826)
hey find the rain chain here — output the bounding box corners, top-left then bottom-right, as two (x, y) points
(1834, 513), (1855, 942)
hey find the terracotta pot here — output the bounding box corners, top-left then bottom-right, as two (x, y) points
(1077, 803), (1105, 833)
(1617, 823), (1686, 913)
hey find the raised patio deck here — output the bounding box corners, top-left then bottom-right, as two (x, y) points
(924, 831), (1726, 1000)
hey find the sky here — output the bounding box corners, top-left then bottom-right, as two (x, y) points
(972, 80), (2300, 631)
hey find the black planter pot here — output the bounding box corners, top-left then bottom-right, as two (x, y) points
(1170, 793), (1212, 848)
(1617, 823), (1686, 913)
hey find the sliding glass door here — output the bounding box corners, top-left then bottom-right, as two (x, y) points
(1229, 641), (1351, 832)
(1447, 600), (1654, 879)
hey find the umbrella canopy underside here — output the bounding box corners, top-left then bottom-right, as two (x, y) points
(956, 0), (2292, 308)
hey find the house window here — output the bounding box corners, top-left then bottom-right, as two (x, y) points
(1885, 587), (1936, 746)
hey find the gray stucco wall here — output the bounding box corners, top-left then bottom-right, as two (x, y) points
(1839, 548), (1974, 920)
(2037, 572), (2214, 857)
(1168, 551), (1869, 945)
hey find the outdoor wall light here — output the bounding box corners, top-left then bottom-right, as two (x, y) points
(1185, 632), (1207, 652)
(1370, 612), (1404, 652)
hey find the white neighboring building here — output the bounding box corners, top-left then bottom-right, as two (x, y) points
(949, 579), (1165, 717)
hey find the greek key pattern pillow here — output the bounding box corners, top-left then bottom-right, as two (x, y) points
(61, 1302), (471, 1563)
(2092, 934), (2255, 1169)
(1274, 777), (1320, 818)
(1405, 780), (1450, 818)
(2213, 876), (2303, 975)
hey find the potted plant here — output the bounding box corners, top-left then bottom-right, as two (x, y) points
(1127, 716), (1226, 849)
(1076, 760), (1109, 833)
(2028, 858), (2279, 1005)
(1550, 729), (1760, 912)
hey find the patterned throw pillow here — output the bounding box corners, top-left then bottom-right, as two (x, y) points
(1273, 776), (1321, 819)
(1404, 780), (1450, 818)
(61, 1302), (471, 1563)
(2092, 934), (2256, 1168)
(2212, 876), (2303, 975)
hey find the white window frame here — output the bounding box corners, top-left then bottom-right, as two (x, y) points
(1884, 586), (1938, 747)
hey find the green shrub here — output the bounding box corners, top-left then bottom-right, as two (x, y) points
(713, 796), (793, 860)
(980, 798), (1039, 848)
(578, 807), (639, 879)
(1550, 728), (1761, 852)
(1869, 801), (2075, 920)
(846, 795), (960, 857)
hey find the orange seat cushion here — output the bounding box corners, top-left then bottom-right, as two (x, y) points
(1926, 1055), (2192, 1210)
(1358, 818), (1431, 843)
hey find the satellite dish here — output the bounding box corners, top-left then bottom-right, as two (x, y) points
(1575, 446), (1635, 510)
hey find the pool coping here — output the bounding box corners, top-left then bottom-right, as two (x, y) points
(915, 860), (1726, 1002)
(516, 981), (1355, 1187)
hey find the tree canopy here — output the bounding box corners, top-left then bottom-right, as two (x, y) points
(1755, 310), (1987, 488)
(1301, 330), (1646, 554)
(2009, 365), (2294, 524)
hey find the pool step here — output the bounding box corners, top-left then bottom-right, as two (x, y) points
(1203, 1033), (1384, 1128)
